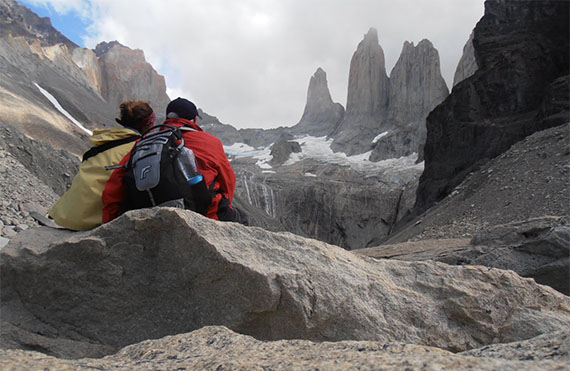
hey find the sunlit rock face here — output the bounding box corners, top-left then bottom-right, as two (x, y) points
(0, 0), (173, 153)
(71, 47), (103, 94)
(416, 0), (570, 212)
(95, 41), (170, 123)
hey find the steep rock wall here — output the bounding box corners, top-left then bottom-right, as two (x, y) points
(415, 0), (569, 212)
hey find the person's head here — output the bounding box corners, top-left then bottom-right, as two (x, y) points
(115, 101), (155, 133)
(166, 97), (202, 122)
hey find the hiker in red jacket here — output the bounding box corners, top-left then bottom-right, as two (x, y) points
(163, 97), (243, 222)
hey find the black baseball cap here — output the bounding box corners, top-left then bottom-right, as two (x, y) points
(166, 97), (202, 120)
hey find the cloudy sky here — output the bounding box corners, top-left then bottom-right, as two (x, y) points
(21, 0), (484, 129)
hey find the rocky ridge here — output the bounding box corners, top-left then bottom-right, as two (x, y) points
(356, 124), (570, 296)
(390, 125), (570, 242)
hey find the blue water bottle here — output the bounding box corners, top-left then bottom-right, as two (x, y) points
(176, 147), (203, 185)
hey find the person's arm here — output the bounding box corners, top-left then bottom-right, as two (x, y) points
(101, 153), (131, 223)
(213, 139), (237, 202)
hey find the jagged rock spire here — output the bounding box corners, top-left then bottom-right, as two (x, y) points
(345, 28), (389, 117)
(293, 67), (344, 137)
(331, 28), (390, 155)
(387, 39), (449, 125)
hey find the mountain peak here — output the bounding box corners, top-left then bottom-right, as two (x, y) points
(293, 67), (344, 137)
(94, 41), (127, 57)
(364, 27), (378, 43)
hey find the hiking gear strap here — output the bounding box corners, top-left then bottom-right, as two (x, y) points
(82, 135), (140, 162)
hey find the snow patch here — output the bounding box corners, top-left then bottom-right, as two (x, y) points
(223, 135), (423, 174)
(34, 82), (92, 136)
(256, 159), (272, 169)
(372, 131), (389, 143)
(304, 172), (317, 177)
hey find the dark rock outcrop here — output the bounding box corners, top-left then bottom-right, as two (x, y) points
(415, 0), (570, 212)
(2, 208), (570, 359)
(291, 67), (344, 137)
(269, 139), (301, 166)
(331, 28), (389, 155)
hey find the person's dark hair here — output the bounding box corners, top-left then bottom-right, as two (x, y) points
(116, 101), (155, 132)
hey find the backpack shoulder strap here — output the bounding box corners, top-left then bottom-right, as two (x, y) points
(82, 135), (140, 162)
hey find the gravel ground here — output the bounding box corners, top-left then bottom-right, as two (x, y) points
(387, 124), (570, 243)
(0, 149), (59, 247)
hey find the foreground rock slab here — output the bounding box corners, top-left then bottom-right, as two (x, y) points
(2, 208), (570, 359)
(1, 326), (569, 370)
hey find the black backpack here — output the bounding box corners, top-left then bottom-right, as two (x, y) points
(123, 124), (212, 215)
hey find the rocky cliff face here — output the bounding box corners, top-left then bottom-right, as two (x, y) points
(96, 41), (170, 122)
(415, 0), (570, 213)
(291, 68), (344, 137)
(331, 28), (389, 155)
(453, 31), (477, 87)
(370, 40), (449, 161)
(331, 29), (449, 160)
(0, 34), (114, 154)
(0, 1), (171, 153)
(71, 47), (103, 94)
(232, 159), (420, 250)
(386, 40), (449, 126)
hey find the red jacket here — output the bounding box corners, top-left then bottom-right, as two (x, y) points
(102, 118), (236, 222)
(166, 118), (236, 220)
